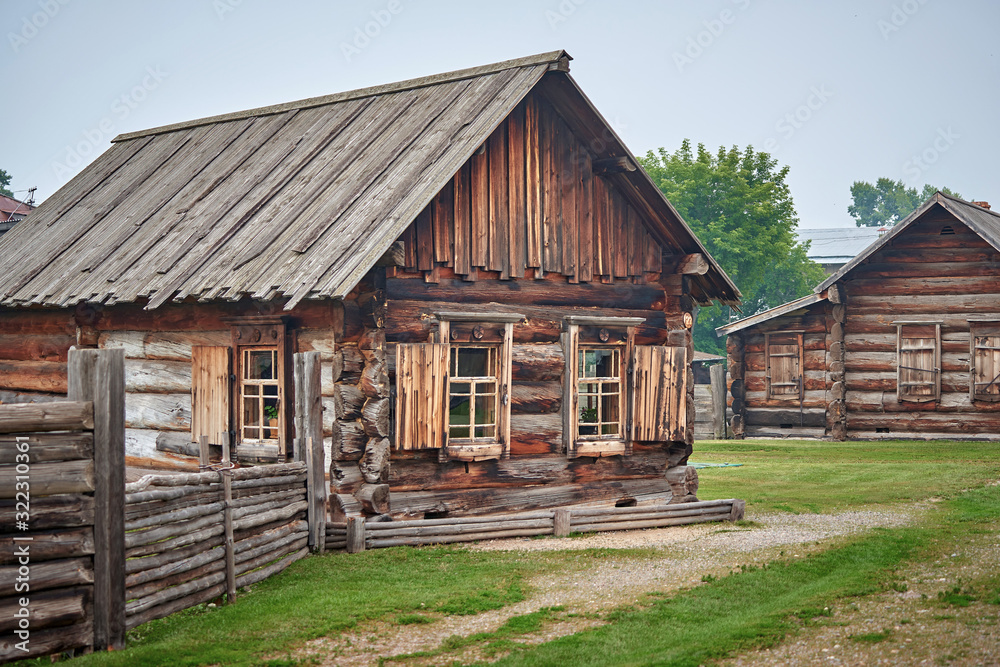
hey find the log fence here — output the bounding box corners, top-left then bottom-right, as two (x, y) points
(329, 498), (745, 552)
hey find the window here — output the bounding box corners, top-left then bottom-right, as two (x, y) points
(577, 348), (622, 438)
(448, 346), (499, 441)
(240, 348), (281, 442)
(970, 321), (1000, 402)
(190, 319), (290, 463)
(562, 316), (686, 458)
(896, 322), (940, 402)
(395, 312), (521, 462)
(765, 332), (803, 400)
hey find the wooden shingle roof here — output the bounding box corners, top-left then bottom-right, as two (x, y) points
(0, 50), (739, 310)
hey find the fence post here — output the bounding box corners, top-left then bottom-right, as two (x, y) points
(346, 516), (365, 553)
(553, 509), (571, 537)
(295, 351), (326, 551)
(221, 437), (236, 603)
(68, 348), (125, 651)
(710, 364), (726, 439)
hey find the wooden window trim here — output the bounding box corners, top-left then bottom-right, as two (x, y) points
(396, 317), (514, 462)
(970, 320), (1000, 403)
(229, 320), (290, 461)
(764, 331), (804, 402)
(895, 322), (941, 403)
(563, 321), (635, 458)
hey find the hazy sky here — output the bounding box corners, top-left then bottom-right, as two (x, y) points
(3, 0), (997, 228)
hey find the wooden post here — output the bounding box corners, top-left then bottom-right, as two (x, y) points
(68, 348), (125, 651)
(553, 508), (571, 537)
(346, 516), (366, 553)
(198, 434), (209, 468)
(296, 352), (326, 552)
(220, 436), (236, 603)
(709, 364), (726, 439)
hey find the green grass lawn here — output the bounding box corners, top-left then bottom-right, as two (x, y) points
(693, 439), (1000, 513)
(24, 439), (1000, 667)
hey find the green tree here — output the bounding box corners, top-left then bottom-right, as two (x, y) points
(0, 169), (12, 198)
(848, 178), (961, 227)
(639, 140), (825, 355)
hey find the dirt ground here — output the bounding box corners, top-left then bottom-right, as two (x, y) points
(288, 506), (1000, 666)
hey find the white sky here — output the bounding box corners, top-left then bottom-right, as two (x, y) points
(2, 0), (997, 229)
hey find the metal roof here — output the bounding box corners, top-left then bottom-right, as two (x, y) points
(0, 50), (739, 311)
(796, 226), (885, 264)
(816, 192), (1000, 293)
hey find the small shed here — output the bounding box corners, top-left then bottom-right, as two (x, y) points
(719, 192), (1000, 440)
(0, 51), (740, 518)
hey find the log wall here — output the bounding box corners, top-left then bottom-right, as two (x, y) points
(0, 403), (98, 662)
(737, 303), (832, 439)
(841, 212), (1000, 439)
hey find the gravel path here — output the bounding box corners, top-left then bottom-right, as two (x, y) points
(295, 507), (919, 666)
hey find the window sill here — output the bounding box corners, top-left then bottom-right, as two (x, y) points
(445, 442), (502, 462)
(572, 440), (626, 458)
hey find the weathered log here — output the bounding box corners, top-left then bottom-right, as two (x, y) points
(511, 343), (564, 381)
(830, 381), (845, 400)
(0, 557), (92, 596)
(0, 494), (94, 533)
(730, 413), (744, 437)
(0, 360), (68, 393)
(126, 524), (224, 559)
(334, 384), (365, 420)
(124, 359), (191, 394)
(0, 333), (72, 361)
(553, 508), (571, 537)
(368, 518), (552, 540)
(125, 534), (224, 576)
(234, 519), (307, 555)
(669, 253), (710, 275)
(369, 527), (553, 548)
(355, 483), (390, 514)
(0, 586), (89, 633)
(745, 408), (827, 428)
(665, 465), (699, 499)
(124, 501), (224, 532)
(329, 350), (344, 384)
(231, 500), (308, 532)
(359, 328), (386, 363)
(0, 459), (94, 499)
(360, 358), (389, 399)
(331, 420), (366, 460)
(571, 511), (731, 533)
(235, 546), (308, 589)
(331, 493), (363, 522)
(0, 619), (92, 661)
(0, 400), (92, 434)
(340, 346), (364, 383)
(361, 398), (390, 437)
(510, 381), (562, 414)
(125, 393), (191, 431)
(125, 513), (221, 550)
(127, 558), (225, 603)
(125, 580), (225, 631)
(0, 432), (92, 464)
(509, 412), (562, 455)
(360, 436), (390, 483)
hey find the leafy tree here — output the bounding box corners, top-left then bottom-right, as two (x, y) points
(848, 178), (961, 227)
(0, 169), (12, 198)
(639, 140), (825, 355)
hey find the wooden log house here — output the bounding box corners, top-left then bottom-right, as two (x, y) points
(0, 51), (740, 518)
(718, 192), (1000, 440)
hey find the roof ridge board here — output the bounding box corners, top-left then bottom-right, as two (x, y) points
(937, 190), (1000, 219)
(113, 50), (570, 144)
(715, 292), (827, 336)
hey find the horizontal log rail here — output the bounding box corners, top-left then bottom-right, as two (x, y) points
(327, 499), (746, 552)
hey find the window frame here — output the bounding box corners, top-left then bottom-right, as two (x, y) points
(436, 311), (521, 462)
(764, 331), (804, 402)
(229, 319), (290, 461)
(970, 319), (1000, 403)
(562, 316), (643, 458)
(576, 347), (625, 441)
(239, 346), (282, 443)
(894, 321), (941, 403)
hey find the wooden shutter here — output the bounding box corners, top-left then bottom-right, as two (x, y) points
(395, 343), (449, 450)
(631, 345), (687, 442)
(971, 323), (1000, 402)
(191, 346), (230, 445)
(897, 324), (940, 402)
(766, 333), (803, 400)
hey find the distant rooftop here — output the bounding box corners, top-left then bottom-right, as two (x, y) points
(796, 226), (886, 265)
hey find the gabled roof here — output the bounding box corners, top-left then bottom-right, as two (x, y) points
(816, 192), (1000, 293)
(0, 51), (738, 311)
(715, 291), (829, 337)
